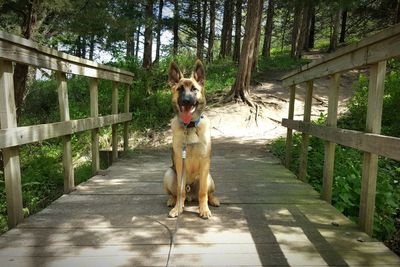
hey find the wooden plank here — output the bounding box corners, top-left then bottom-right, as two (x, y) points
(322, 73), (340, 203)
(359, 61), (386, 235)
(0, 113), (132, 149)
(282, 119), (400, 161)
(282, 24), (400, 86)
(123, 84), (130, 152)
(0, 31), (134, 84)
(298, 80), (313, 182)
(112, 82), (119, 162)
(0, 60), (24, 227)
(90, 78), (100, 175)
(285, 85), (295, 168)
(57, 72), (74, 193)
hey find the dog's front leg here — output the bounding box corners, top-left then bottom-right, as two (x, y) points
(199, 160), (212, 219)
(169, 155), (185, 218)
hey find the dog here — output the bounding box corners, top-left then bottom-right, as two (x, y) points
(163, 60), (220, 219)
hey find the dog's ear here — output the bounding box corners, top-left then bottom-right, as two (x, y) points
(193, 59), (205, 86)
(168, 61), (182, 87)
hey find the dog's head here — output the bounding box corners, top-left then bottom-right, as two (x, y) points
(168, 60), (206, 124)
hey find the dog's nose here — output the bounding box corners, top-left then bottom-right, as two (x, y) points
(182, 95), (191, 105)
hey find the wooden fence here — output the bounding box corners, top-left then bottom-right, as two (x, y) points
(281, 23), (400, 236)
(0, 31), (134, 228)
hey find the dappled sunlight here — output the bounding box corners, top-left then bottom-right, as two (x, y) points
(270, 225), (329, 266)
(1, 140), (399, 266)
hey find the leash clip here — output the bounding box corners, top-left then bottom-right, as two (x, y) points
(182, 146), (186, 159)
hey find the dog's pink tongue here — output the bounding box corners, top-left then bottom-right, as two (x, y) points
(180, 106), (193, 124)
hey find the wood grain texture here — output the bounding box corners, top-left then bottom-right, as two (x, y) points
(90, 78), (100, 174)
(0, 142), (398, 266)
(112, 82), (119, 162)
(285, 85), (295, 168)
(282, 119), (400, 161)
(282, 23), (400, 86)
(322, 73), (340, 203)
(0, 31), (134, 84)
(359, 61), (387, 235)
(298, 81), (313, 182)
(0, 113), (132, 149)
(0, 60), (23, 227)
(57, 72), (74, 193)
(123, 85), (130, 151)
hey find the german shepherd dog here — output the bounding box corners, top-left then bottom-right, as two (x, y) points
(163, 60), (220, 219)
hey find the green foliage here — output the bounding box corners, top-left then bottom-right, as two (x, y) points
(270, 60), (400, 241)
(258, 50), (311, 72)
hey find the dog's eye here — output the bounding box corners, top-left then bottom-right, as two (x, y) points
(191, 86), (198, 92)
(178, 86), (184, 92)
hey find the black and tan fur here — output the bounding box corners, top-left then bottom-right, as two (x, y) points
(163, 60), (220, 219)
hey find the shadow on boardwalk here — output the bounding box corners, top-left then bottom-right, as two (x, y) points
(0, 138), (399, 266)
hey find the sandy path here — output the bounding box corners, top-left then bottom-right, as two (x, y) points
(207, 69), (358, 143)
(131, 57), (360, 147)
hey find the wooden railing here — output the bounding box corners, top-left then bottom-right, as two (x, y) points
(0, 31), (134, 227)
(281, 23), (400, 236)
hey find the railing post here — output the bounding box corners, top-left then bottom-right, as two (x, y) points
(112, 82), (119, 162)
(90, 78), (100, 174)
(298, 80), (313, 182)
(322, 73), (341, 203)
(57, 72), (74, 193)
(0, 60), (24, 227)
(285, 85), (296, 168)
(359, 61), (386, 235)
(123, 84), (130, 152)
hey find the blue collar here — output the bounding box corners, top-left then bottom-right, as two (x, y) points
(180, 115), (204, 128)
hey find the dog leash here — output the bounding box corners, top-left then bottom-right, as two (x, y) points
(166, 125), (188, 267)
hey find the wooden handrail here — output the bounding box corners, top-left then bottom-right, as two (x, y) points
(0, 32), (134, 228)
(0, 31), (134, 83)
(280, 24), (400, 236)
(282, 23), (400, 87)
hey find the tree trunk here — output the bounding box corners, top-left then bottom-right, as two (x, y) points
(196, 0), (204, 59)
(290, 2), (303, 59)
(13, 0), (36, 119)
(142, 0), (153, 69)
(135, 25), (140, 58)
(233, 0), (243, 62)
(303, 6), (313, 51)
(226, 5), (233, 57)
(154, 0), (164, 63)
(290, 2), (309, 59)
(261, 0), (275, 59)
(280, 8), (290, 52)
(308, 7), (315, 49)
(173, 0), (179, 56)
(252, 0), (264, 70)
(75, 36), (81, 57)
(339, 9), (347, 43)
(220, 0), (233, 58)
(89, 35), (95, 60)
(227, 0), (264, 106)
(81, 36), (87, 59)
(201, 1), (207, 58)
(207, 0), (216, 62)
(328, 8), (341, 52)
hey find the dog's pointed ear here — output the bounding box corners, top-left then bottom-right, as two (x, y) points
(193, 59), (205, 86)
(168, 61), (182, 87)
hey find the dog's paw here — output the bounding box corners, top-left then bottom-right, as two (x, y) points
(167, 196), (176, 207)
(208, 195), (220, 207)
(199, 206), (212, 219)
(168, 206), (183, 218)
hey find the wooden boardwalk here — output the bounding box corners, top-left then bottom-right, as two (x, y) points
(0, 140), (399, 267)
